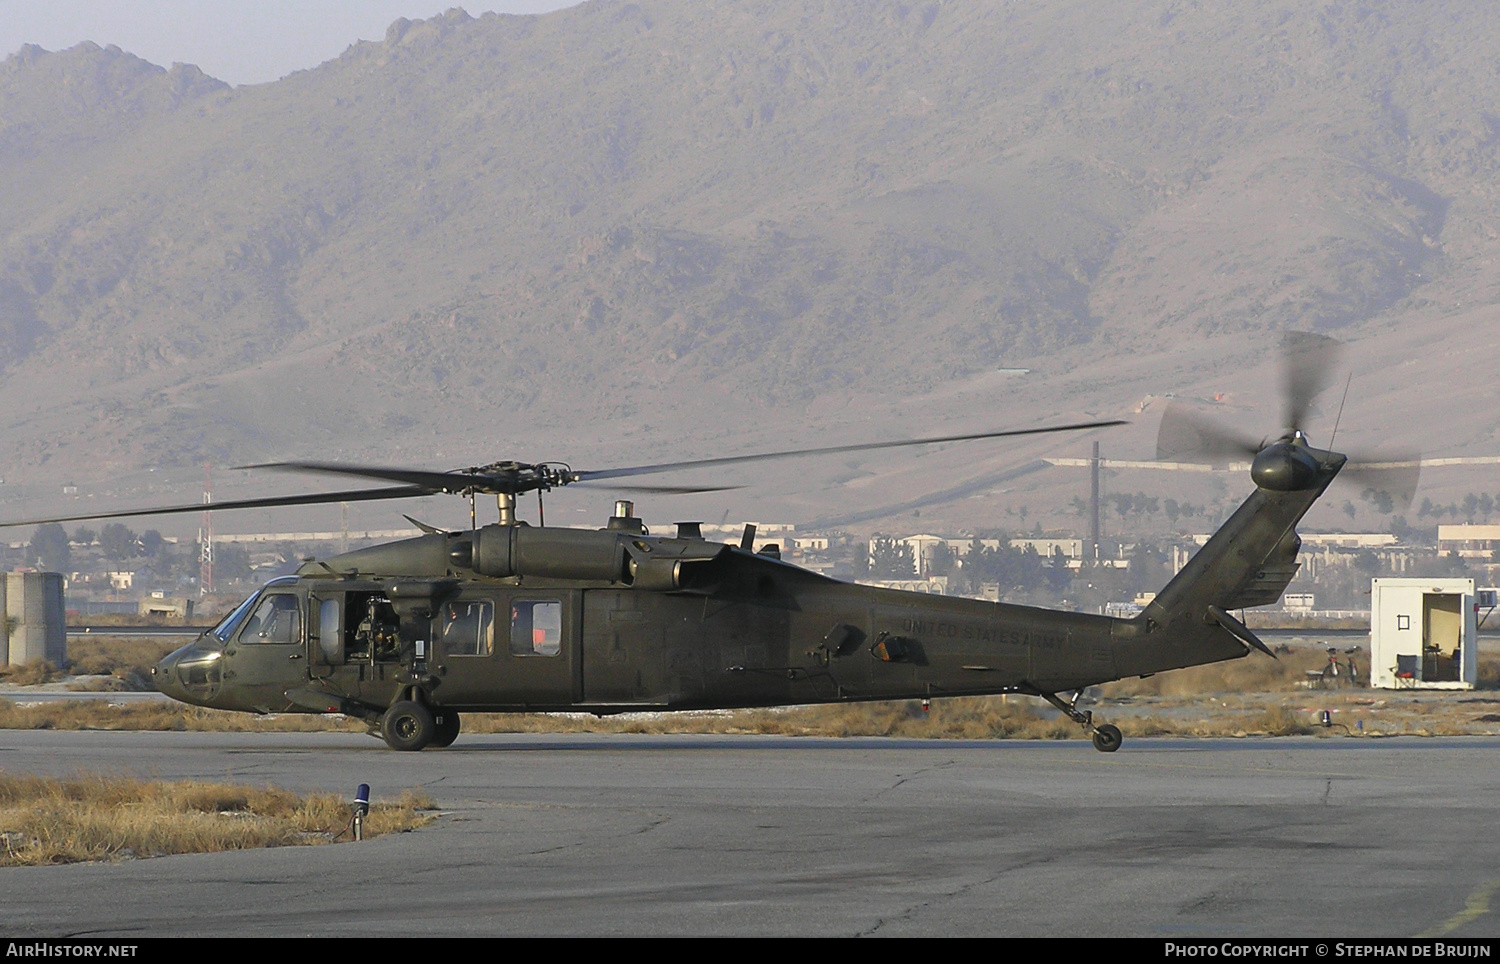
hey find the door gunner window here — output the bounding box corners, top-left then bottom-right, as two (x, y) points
(440, 600), (494, 656)
(510, 601), (561, 657)
(349, 595), (401, 662)
(241, 594), (301, 645)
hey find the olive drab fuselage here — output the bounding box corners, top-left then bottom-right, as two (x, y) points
(155, 443), (1343, 737)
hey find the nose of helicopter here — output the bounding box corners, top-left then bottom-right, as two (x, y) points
(151, 649), (189, 701)
(152, 640), (222, 705)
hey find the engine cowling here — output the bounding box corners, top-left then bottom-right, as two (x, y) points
(469, 525), (627, 581)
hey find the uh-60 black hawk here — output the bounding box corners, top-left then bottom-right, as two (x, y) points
(6, 334), (1415, 752)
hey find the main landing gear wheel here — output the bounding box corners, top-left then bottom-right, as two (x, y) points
(381, 700), (435, 751)
(431, 709), (461, 748)
(1091, 723), (1123, 753)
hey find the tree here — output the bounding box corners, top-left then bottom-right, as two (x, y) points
(1125, 541), (1169, 596)
(962, 540), (1046, 593)
(927, 542), (956, 577)
(28, 524), (70, 572)
(869, 536), (916, 579)
(98, 523), (139, 560)
(139, 530), (165, 557)
(1046, 547), (1075, 592)
(215, 544), (253, 583)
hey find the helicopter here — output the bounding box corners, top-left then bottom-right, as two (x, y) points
(3, 334), (1415, 752)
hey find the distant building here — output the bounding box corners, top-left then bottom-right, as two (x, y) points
(139, 595), (194, 619)
(1189, 532), (1397, 548)
(1283, 592), (1316, 611)
(863, 576), (949, 595)
(1009, 537), (1084, 560)
(1438, 525), (1500, 559)
(888, 535), (1003, 577)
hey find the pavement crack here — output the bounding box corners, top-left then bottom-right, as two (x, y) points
(860, 852), (1052, 935)
(868, 760), (958, 800)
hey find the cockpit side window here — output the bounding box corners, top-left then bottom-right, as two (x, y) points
(211, 594), (258, 642)
(240, 594), (302, 645)
(213, 576), (299, 643)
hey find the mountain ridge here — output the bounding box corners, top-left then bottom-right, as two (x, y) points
(1, 0), (1497, 531)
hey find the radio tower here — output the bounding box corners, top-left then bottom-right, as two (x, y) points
(199, 463), (214, 596)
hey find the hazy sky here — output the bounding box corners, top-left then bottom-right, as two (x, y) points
(1, 1), (582, 86)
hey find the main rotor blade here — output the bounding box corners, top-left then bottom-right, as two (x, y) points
(1155, 404), (1260, 466)
(1282, 331), (1343, 433)
(571, 419), (1128, 483)
(0, 485), (433, 529)
(236, 462), (482, 493)
(595, 483), (745, 495)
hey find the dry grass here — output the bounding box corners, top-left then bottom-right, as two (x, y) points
(7, 688), (1500, 741)
(0, 772), (435, 866)
(1101, 648), (1336, 698)
(0, 637), (180, 692)
(0, 660), (67, 686)
(481, 699), (1083, 741)
(0, 700), (366, 733)
(65, 635), (179, 688)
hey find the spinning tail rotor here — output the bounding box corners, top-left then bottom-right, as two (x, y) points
(1155, 332), (1420, 509)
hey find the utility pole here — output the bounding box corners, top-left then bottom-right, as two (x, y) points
(199, 464), (214, 596)
(1089, 442), (1101, 563)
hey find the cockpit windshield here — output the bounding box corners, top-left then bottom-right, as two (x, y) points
(210, 576), (298, 641)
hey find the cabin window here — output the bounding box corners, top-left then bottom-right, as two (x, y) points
(440, 600), (494, 657)
(510, 600), (562, 657)
(241, 594), (301, 645)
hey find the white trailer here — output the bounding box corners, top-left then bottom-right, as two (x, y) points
(1370, 577), (1477, 689)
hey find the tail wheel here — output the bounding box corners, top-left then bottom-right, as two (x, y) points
(431, 709), (461, 748)
(1092, 723), (1123, 753)
(381, 700), (435, 751)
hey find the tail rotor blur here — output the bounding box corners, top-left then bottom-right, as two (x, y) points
(1154, 332), (1420, 510)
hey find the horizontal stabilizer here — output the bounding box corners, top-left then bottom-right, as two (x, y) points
(1206, 606), (1277, 660)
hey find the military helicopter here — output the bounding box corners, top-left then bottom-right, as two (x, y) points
(4, 334), (1413, 752)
